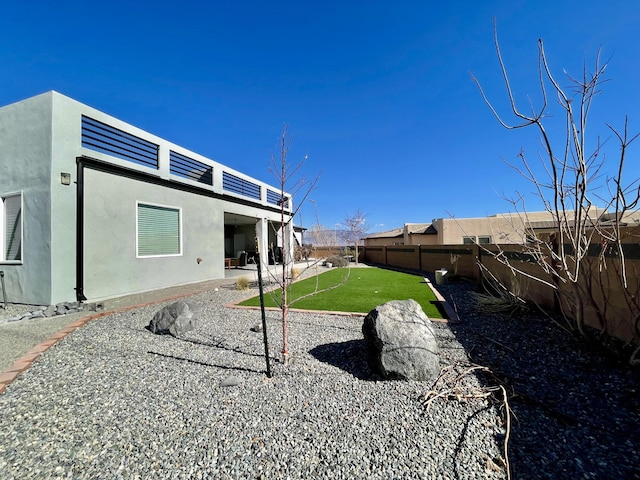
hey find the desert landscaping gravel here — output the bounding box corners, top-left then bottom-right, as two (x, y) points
(0, 273), (639, 479)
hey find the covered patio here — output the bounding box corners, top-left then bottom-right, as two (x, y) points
(222, 258), (324, 282)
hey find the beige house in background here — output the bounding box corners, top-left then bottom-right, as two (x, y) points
(364, 223), (437, 247)
(364, 209), (640, 246)
(364, 213), (541, 247)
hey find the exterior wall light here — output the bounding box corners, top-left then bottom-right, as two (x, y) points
(61, 173), (71, 185)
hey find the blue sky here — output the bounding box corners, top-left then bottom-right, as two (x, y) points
(2, 1), (639, 233)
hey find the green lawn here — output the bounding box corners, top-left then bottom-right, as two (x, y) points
(238, 267), (444, 318)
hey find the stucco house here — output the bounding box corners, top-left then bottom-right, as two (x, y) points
(364, 210), (640, 247)
(0, 91), (294, 305)
(363, 223), (437, 247)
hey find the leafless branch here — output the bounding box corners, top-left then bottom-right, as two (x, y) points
(472, 21), (640, 352)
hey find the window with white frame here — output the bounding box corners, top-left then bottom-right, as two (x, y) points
(1, 193), (22, 262)
(136, 202), (182, 257)
(462, 235), (492, 245)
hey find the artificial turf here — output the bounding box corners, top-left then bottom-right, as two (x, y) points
(237, 267), (444, 318)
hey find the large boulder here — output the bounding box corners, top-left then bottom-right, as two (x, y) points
(148, 300), (200, 337)
(362, 299), (439, 381)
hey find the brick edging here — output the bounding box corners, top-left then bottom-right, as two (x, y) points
(0, 291), (199, 395)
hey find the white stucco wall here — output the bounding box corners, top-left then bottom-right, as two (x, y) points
(50, 93), (85, 303)
(82, 168), (286, 301)
(0, 92), (53, 305)
(1, 91), (293, 304)
(83, 169), (221, 300)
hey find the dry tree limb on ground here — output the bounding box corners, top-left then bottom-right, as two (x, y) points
(423, 362), (513, 480)
(423, 364), (497, 410)
(499, 384), (511, 479)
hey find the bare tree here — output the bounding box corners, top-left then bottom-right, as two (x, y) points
(307, 224), (338, 249)
(306, 201), (338, 250)
(341, 209), (369, 264)
(470, 20), (640, 362)
(266, 125), (320, 364)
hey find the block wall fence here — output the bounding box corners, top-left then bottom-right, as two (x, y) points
(360, 238), (640, 345)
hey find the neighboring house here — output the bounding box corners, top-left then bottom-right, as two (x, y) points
(364, 209), (640, 246)
(0, 91), (294, 305)
(363, 223), (437, 247)
(363, 215), (519, 247)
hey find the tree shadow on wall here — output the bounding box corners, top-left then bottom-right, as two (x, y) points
(309, 339), (379, 381)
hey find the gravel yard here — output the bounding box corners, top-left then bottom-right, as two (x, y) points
(0, 273), (638, 479)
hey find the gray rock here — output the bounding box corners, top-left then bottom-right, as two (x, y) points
(362, 299), (439, 381)
(220, 375), (242, 387)
(148, 300), (200, 337)
(81, 302), (101, 312)
(55, 302), (76, 315)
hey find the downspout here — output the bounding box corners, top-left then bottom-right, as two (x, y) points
(75, 158), (87, 301)
(0, 271), (7, 308)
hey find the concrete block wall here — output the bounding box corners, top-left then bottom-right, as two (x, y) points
(362, 229), (640, 344)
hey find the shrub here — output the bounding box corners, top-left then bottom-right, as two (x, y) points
(295, 244), (313, 261)
(340, 247), (356, 257)
(325, 254), (349, 268)
(470, 289), (529, 316)
(472, 273), (530, 316)
(235, 276), (250, 290)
